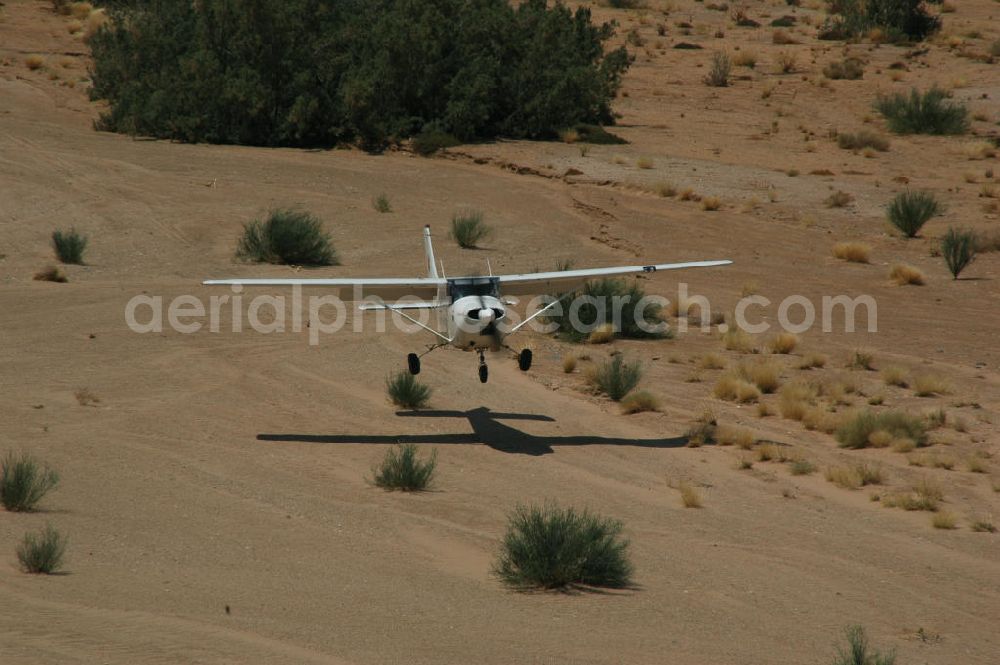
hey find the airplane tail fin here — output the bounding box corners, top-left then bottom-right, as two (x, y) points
(423, 225), (439, 279)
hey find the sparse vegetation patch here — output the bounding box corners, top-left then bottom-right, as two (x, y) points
(237, 208), (337, 266)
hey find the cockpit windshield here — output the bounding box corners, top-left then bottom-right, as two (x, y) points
(448, 277), (500, 300)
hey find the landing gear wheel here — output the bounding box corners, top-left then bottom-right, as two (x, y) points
(479, 363), (489, 383)
(407, 353), (421, 375)
(518, 349), (533, 372)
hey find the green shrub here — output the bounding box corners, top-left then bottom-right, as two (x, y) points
(17, 524), (66, 574)
(373, 443), (436, 491)
(941, 227), (976, 279)
(1, 452), (59, 512)
(51, 228), (87, 264)
(820, 0), (940, 42)
(546, 278), (667, 342)
(493, 503), (633, 589)
(833, 625), (896, 665)
(823, 58), (864, 80)
(372, 193), (391, 213)
(450, 210), (491, 249)
(236, 208), (337, 266)
(385, 371), (432, 409)
(589, 355), (642, 401)
(835, 410), (927, 449)
(886, 190), (941, 238)
(837, 130), (888, 151)
(88, 0), (629, 149)
(874, 88), (969, 135)
(703, 52), (731, 87)
(412, 128), (461, 156)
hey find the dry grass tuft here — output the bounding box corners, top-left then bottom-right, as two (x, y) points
(636, 156), (654, 169)
(789, 459), (817, 475)
(833, 242), (871, 263)
(767, 332), (798, 354)
(825, 462), (883, 489)
(797, 353), (827, 370)
(621, 391), (661, 414)
(884, 477), (943, 511)
(699, 353), (726, 370)
(33, 266), (68, 283)
(889, 263), (925, 285)
(825, 190), (854, 208)
(655, 181), (677, 197)
(587, 323), (615, 344)
(678, 482), (703, 508)
(908, 453), (956, 470)
(716, 425), (756, 449)
(881, 366), (909, 388)
(736, 359), (782, 394)
(701, 196), (721, 211)
(713, 375), (761, 403)
(931, 511), (958, 529)
(25, 55), (46, 70)
(913, 374), (950, 397)
(562, 355), (577, 374)
(848, 349), (875, 371)
(722, 328), (756, 353)
(966, 457), (989, 474)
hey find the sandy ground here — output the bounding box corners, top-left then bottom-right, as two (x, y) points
(1, 1), (999, 663)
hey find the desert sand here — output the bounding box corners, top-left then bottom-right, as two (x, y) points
(1, 0), (998, 663)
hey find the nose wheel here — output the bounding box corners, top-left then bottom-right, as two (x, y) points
(478, 350), (488, 383)
(407, 353), (421, 375)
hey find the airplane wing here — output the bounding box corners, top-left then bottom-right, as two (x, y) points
(496, 260), (732, 296)
(201, 277), (446, 302)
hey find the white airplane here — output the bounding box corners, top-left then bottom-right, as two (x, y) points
(205, 226), (731, 383)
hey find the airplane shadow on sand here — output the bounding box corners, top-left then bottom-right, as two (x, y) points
(258, 406), (689, 456)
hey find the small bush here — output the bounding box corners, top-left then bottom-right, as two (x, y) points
(704, 52), (731, 87)
(971, 520), (996, 533)
(848, 349), (875, 371)
(837, 130), (888, 152)
(836, 410), (927, 449)
(686, 410), (718, 446)
(1, 452), (59, 512)
(798, 353), (827, 370)
(237, 208), (337, 266)
(823, 58), (864, 80)
(875, 88), (969, 135)
(450, 210), (491, 249)
(34, 266), (68, 283)
(493, 503), (633, 589)
(789, 459), (817, 475)
(412, 129), (460, 156)
(776, 51), (797, 73)
(701, 196), (722, 211)
(941, 227), (976, 279)
(826, 463), (883, 489)
(833, 625), (896, 665)
(372, 193), (391, 213)
(17, 524), (66, 574)
(385, 371), (432, 409)
(548, 279), (665, 342)
(589, 355), (642, 401)
(833, 242), (871, 263)
(889, 263), (924, 285)
(621, 391), (660, 414)
(372, 443), (436, 491)
(25, 55), (46, 70)
(886, 190), (941, 238)
(825, 190), (855, 208)
(52, 228), (88, 264)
